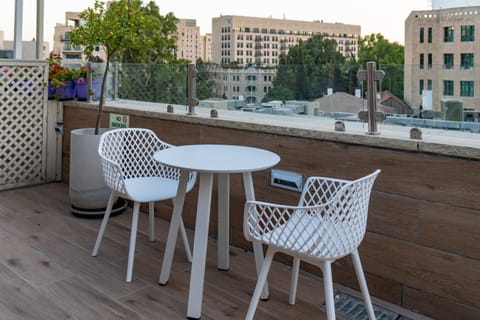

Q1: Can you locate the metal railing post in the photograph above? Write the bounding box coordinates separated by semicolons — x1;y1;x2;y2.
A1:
357;61;385;135
87;62;92;103
366;62;379;135
185;63;198;115
112;62;119;100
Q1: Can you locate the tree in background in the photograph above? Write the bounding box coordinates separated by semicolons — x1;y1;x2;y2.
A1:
195;58;216;100
264;35;346;102
119;1;178;64
356;33;405;98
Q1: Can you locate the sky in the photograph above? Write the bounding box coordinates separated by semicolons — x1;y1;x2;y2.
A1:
0;0;431;46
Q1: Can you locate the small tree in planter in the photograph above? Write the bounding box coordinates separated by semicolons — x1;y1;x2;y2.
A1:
70;0;177;134
67;0;178;215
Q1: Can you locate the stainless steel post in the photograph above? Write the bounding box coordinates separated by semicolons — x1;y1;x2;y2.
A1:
87;62;92;103
186;63;198;115
112;62;119;100
366;61;379;135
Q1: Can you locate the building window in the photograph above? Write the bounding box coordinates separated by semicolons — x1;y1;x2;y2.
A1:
443;53;454;69
443;80;454;96
419;79;424;94
420;28;424;43
420;53;424;69
428;53;432;69
428;27;433;43
427;79;432;90
444;26;454;42
460;81;474;96
461;53;474;69
461;25;475;42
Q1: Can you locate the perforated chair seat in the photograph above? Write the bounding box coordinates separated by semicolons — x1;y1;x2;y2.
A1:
124;177;182;203
261;212;351;262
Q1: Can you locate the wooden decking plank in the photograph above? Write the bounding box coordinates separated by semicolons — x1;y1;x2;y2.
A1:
0;264;72;319
39;276;142;320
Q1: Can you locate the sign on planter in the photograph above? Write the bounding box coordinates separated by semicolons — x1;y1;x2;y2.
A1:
109;113;129;128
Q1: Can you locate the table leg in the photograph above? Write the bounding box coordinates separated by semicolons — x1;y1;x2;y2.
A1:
159;169;189;285
242;172;269;300
217;173;230;270
187;172;214;319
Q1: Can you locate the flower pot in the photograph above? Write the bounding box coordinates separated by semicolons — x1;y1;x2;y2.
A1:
55;80;75;100
74;79;88;100
91;77;102;101
69;128;127;217
48;82;56;99
75;77;102;101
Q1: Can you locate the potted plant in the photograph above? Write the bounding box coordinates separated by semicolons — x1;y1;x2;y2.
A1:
67;0;177;216
48;53;77;100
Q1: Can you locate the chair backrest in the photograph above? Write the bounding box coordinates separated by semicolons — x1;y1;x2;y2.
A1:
321;169;380;257
98;128;180;194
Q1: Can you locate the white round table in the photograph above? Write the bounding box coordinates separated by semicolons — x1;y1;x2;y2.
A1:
154;144;280;319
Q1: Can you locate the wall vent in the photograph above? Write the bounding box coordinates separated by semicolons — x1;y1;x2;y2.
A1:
270;169;304;192
324;292;414;320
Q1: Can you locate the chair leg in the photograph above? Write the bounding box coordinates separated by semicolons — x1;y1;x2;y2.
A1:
149;202;155;242
92;193;117;257
126;202;141;283
172;198;192;262
322;261;336;320
289;257;301;305
351;249;376;320
179;219;193;262
246;247;275;320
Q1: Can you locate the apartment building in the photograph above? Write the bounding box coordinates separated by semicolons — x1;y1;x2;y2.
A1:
212;15;360;67
404;2;480;112
175;19;204;62
202;33;212;62
209;66;275;103
53;12;106;64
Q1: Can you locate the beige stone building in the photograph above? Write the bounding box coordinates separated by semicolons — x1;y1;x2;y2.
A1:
53;12;105;64
209;66;276;103
202;33;212;62
404;5;480;112
211;15;360;67
175;19;203;62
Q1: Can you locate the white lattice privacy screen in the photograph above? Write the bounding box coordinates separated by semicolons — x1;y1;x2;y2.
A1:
0;61;48;190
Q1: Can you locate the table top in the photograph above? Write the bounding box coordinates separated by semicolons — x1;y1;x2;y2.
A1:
153;144;280;173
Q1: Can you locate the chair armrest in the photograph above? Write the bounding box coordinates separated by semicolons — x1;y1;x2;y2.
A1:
101;159;127;194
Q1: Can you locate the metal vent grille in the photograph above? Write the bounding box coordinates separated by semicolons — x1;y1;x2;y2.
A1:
0;62;48;190
324;292;414;320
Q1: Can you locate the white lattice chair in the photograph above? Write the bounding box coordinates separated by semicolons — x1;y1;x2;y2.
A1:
93;128;196;283
244;170;380;320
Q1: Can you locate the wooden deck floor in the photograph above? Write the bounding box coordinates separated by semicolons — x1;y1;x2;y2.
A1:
0;182;337;320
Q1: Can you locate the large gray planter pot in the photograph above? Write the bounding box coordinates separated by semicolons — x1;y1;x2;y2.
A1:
69;128;126;217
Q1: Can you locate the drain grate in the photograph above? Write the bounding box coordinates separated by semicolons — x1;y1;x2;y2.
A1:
322;292;414;320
